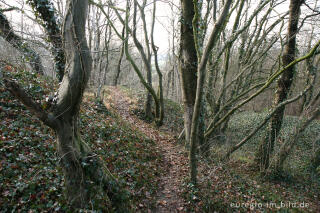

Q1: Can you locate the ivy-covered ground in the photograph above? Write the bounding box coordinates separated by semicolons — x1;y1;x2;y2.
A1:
0;64;163;212
127;88;320;212
185;113;320;212
2;63;319;212
120;86;184;134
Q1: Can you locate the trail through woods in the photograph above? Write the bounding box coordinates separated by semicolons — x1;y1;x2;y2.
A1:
102;86;188;212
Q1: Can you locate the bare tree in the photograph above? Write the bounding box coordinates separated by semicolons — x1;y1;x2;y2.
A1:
94;0;165;126
113;26;125;86
179;0;198;145
254;0;304;172
186;0;233;184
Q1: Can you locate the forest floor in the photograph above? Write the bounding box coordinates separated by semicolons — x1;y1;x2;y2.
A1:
1;65;170;212
102;86;320;213
102;86;188;212
2;64;320;212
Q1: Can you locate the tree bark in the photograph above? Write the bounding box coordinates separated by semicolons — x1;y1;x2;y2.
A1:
5;0;128;209
114;26;125;86
179;0;198;145
151;0;164;126
189;0;233;185
254;0;303;172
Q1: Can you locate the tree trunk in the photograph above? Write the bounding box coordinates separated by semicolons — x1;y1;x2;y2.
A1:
189;0;233;184
114;27;125;86
5;0;128;209
254;0;303;172
145;72;153;120
179;0;198;145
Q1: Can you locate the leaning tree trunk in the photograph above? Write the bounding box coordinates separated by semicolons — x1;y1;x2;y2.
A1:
0;9;44;75
254;0;303;172
179;0;198;146
5;0;127;210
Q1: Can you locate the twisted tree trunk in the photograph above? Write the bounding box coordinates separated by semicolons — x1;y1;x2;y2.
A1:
5;0;127;210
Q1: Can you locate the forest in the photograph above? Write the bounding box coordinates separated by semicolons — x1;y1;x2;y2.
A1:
0;0;320;212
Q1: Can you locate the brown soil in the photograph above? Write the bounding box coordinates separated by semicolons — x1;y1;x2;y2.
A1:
102;86;189;212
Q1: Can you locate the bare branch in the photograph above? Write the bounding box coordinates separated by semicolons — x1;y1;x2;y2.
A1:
3;79;57;128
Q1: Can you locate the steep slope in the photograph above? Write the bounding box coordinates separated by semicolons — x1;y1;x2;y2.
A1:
0;64;163;212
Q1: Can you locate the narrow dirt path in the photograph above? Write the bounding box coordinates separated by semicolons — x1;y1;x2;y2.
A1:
102;86;188;212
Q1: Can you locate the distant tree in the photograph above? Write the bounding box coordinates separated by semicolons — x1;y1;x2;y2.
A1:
94;0;165;126
113;26;125;86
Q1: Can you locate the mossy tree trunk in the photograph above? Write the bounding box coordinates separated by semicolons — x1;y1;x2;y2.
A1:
113;26;125;86
27;0;65;82
254;0;303;172
179;0;198;146
188;0;233;184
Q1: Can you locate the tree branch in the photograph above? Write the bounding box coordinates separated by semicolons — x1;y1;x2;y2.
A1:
3;79;57;128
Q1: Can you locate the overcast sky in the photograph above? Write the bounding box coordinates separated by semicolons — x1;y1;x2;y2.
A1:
1;0;320;60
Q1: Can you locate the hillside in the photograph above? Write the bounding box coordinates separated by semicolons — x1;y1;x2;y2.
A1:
1;64;320;212
0;65;164;212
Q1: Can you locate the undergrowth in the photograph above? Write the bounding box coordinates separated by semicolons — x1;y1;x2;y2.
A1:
0;64;163;212
123;87;320;212
120;86;184;134
186;111;320;212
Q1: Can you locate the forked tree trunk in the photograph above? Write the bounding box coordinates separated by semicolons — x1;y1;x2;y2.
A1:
55;1;126;208
254;0;303;172
5;0;127;210
188;0;233;184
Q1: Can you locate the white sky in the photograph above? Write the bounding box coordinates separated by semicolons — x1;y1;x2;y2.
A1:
1;0;320;60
